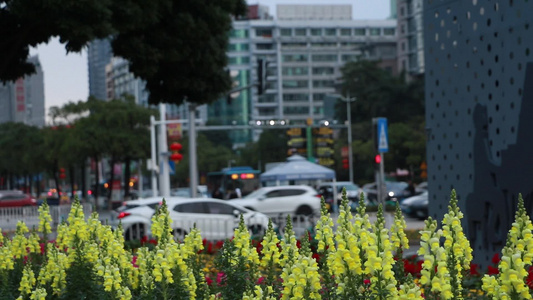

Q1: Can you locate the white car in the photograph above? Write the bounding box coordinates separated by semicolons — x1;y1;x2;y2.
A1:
316;181;367;208
113;197;271;241
230;185;321;217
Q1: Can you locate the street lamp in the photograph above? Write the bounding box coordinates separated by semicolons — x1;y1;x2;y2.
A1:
328;93;356;183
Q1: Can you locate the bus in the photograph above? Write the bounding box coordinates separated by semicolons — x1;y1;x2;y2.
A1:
206;166;261;198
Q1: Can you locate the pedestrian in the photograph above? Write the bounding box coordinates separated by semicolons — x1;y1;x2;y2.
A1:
235;186;242;198
212;187;223;199
226;188;238;199
406;180;416;197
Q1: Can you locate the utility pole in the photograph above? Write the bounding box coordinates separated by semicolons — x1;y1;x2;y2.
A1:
188;103;198;198
158;104;171;198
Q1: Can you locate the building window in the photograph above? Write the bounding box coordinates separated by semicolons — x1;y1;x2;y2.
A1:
282;67;309;76
340;28;351;36
283;94;309;101
313;80;334;88
282;54;308;62
283;106;309;115
313;106;323;115
294;28;307;36
228;43;249;52
230;29;248;38
256;43;273;50
341;54;358;62
313;93;327;100
312;67;335;75
255;28;272;37
280;28;292;36
312;54;337;62
258;107;277;116
383;28;396;35
400;7;405;16
369;28;381;36
310;28;322;36
310;42;337;48
325;28;336;36
281;42;307;49
354;28;366;36
282;80;308;88
228;56;250;65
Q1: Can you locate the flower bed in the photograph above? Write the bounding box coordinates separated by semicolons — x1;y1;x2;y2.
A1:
1;190;533;299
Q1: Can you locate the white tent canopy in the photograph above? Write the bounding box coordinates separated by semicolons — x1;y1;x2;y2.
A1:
260;154;336;183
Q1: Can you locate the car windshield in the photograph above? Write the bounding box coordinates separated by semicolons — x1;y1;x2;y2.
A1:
243;189;265;199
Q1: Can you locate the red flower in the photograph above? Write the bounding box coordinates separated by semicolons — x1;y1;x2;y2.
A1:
140;235;148;245
205;276;213;286
526;266;533;289
492;253;501;265
215;240;224;250
487;265;499;275
296;240;301;249
312;252;320;263
216;272;226;286
148;239;158;246
470;263;480;276
257;276;265;284
132;256;138;268
364;279;371;285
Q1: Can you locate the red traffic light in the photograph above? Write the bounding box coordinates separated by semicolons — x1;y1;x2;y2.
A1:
342;158;348;164
170;142;182;152
374;154;381;164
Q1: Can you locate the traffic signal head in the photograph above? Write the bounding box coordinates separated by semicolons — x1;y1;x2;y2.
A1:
374;154;381;164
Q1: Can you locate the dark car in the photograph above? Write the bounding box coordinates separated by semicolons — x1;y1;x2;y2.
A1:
363;181;411;203
400;191;428;219
0;191;37;207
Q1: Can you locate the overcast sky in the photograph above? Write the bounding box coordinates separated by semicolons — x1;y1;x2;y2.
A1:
29;0;391;113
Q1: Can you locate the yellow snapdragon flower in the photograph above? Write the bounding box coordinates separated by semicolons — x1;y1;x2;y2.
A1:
37;200;52;234
19;263;36;297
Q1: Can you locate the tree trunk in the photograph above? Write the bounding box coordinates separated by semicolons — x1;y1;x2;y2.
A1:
107;158;116;211
124;157;131;200
35;174;41;198
81;162;86;203
94;156;100;208
53;162;61;197
9;173;14;189
28;174;33;196
24;174;29;194
69;166;76;200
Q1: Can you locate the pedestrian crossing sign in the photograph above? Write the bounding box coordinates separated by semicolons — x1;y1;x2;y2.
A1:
377;118;388;153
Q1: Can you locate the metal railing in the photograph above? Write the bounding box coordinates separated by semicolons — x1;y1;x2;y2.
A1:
0;204;92;236
122;213;318;242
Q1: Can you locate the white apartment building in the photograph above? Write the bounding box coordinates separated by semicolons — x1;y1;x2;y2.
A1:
229;5;397;127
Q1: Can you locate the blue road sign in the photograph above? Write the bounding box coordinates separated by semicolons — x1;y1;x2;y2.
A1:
377;118;389;153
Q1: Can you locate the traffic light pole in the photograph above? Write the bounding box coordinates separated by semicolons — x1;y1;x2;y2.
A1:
188;103;198;198
345;94;354;183
158;104;171;198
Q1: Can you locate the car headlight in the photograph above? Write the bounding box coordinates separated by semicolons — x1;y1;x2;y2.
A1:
388;191;394;197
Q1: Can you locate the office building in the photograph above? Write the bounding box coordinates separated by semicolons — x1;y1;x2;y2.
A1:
88;39;113;101
396;0;424;80
0;56;45;127
425;0;533;266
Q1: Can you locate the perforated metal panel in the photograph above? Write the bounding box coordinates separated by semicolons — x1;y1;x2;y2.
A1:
424;0;533;265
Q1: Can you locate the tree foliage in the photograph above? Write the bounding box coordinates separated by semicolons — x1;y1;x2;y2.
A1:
335;60;426;182
0;0;246;105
